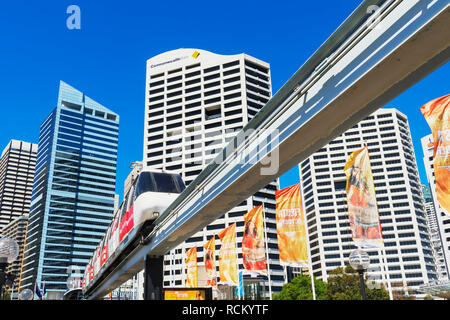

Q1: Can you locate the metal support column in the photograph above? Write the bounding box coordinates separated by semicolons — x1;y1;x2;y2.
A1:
143;255;164;300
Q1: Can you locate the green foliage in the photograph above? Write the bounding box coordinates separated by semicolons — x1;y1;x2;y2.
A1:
272;274;327;300
272;265;390;300
0;286;11;300
325;265;389;300
423;295;434;300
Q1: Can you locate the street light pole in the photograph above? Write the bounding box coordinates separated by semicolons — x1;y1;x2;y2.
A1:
349;249;370;301
357;269;367;300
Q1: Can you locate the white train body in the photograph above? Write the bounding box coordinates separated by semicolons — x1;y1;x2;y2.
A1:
83;169;185;292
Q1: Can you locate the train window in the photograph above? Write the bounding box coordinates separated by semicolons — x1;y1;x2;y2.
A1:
121;195;129;219
154;173;177;193
135;172;157;196
105;227;112;241
126;190;133;210
134;172;186;197
153;172;184;193
172;174;186;192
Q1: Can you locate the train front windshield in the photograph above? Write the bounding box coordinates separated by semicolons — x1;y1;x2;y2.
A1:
135;172;185;198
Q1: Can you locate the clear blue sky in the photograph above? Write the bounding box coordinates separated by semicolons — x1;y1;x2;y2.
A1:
0;1;448;199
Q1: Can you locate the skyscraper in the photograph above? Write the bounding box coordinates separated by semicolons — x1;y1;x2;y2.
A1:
422;185;439;232
20;81;119;299
421;134;449;280
298;108;436;296
144;49;283;297
0;140;37;231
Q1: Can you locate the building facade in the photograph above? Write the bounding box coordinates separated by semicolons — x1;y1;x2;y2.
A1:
421;134;450;281
0;140;37;231
1;214;29;298
20;81;119;299
298;108;436;296
422;185;439;232
144;49;283;297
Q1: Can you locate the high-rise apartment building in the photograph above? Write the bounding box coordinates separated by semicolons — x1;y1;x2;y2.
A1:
421;134;449;280
20;81;119;299
422;185;439;231
298;108;436;296
0;140;37;231
144;49;283;297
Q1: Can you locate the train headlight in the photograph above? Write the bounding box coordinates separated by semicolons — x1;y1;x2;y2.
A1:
153;212;159;218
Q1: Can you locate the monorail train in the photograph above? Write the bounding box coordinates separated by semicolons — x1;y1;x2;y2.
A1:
83;169;186;293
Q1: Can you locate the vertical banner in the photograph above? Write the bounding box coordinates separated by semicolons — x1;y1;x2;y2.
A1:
275;184;309;267
420;94;450;214
185;246;198;288
242;205;267;274
203;236;217;286
218;223;238;285
344;146;383;248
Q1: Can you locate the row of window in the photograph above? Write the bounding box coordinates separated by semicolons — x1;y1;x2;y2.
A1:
149;67;241;88
61;103;118;123
149;82;243;100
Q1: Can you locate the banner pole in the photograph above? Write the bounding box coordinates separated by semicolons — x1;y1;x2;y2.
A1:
284;265;288;284
377;248;388;296
297;172;316;300
381;246;393;300
263;200;273;300
235;224;242;300
304;216;316;300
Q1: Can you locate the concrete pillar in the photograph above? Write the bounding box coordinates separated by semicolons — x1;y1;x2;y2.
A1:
144;255;164;300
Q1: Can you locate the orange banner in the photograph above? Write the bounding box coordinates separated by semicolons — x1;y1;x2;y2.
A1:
243;206;267;273
421;94;450;214
217;223;238;285
164;290;205;300
344;146;383;247
203;236;217;286
185;246;198;288
275;184;309;267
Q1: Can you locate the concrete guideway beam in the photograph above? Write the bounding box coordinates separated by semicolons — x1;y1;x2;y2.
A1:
85;0;450;299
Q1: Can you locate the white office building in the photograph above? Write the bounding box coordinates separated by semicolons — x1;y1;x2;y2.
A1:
0;140;37;232
298;108;437;297
143;49;284;298
421;134;450;281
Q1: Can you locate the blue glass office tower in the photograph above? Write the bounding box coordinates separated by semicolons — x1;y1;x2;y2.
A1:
20;81;119;298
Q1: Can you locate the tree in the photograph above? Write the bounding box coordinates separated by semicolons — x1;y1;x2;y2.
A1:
391;282;416;300
0;286;11;300
325;264;389;300
273;274;327;300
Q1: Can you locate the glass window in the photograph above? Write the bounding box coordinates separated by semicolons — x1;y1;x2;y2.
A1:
134;172;186;198
120;196;129;219
135;172;157;197
152;172;182;193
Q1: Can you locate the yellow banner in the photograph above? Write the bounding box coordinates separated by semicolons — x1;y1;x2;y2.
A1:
203;236;217;286
421;94;450;214
243;206;267;273
217;223;238;285
185;246;198;288
344;146;383;247
164;290;205;300
275;184;309;267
